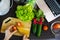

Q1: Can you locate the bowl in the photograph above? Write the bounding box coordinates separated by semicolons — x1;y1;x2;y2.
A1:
51;21;60;35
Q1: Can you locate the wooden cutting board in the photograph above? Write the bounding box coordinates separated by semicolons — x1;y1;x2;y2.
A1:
1;17;31;37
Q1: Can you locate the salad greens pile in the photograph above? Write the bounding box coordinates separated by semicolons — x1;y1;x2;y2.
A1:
16;0;44;22
16;4;34;22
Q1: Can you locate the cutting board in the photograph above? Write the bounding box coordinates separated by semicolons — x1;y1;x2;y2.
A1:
1;17;31;37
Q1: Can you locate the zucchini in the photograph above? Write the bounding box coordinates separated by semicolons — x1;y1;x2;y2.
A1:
32;24;37;34
36;24;42;37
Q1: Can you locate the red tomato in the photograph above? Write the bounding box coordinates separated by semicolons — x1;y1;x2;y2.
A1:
43;25;48;31
53;23;60;30
16;22;23;27
12;26;17;31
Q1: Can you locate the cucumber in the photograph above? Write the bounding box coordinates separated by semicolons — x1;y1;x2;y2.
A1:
36;24;42;37
32;24;37;34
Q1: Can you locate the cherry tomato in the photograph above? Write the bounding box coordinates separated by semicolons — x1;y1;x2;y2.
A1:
16;22;23;27
12;26;17;31
10;26;17;32
43;25;48;31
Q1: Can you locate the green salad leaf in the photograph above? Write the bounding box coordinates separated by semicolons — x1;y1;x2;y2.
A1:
16;4;34;22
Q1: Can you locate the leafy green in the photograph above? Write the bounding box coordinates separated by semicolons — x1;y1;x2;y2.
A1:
36;10;44;18
33;9;45;21
16;4;34;22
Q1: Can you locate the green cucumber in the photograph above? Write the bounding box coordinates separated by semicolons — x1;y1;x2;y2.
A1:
32;24;37;34
36;24;42;37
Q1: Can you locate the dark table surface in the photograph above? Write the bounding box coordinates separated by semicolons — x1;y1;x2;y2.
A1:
0;1;60;40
